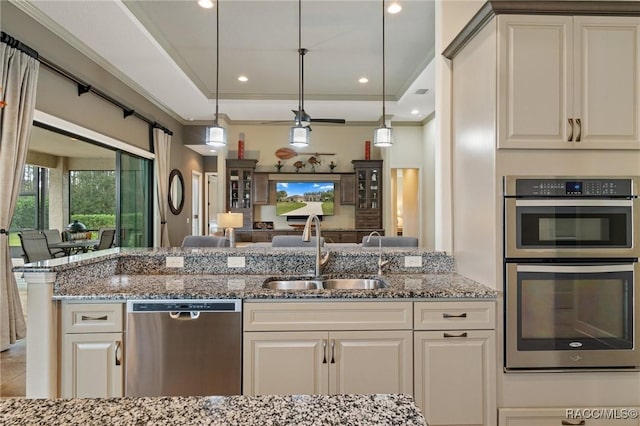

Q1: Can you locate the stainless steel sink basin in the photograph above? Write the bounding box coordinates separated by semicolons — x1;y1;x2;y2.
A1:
262;280;322;290
262;278;387;290
323;278;387;289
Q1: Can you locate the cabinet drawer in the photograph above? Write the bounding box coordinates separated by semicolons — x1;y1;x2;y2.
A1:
244;301;413;331
499;407;640;426
62;302;123;334
414;301;495;330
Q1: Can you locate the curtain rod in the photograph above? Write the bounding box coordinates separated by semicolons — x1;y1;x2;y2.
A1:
1;31;173;136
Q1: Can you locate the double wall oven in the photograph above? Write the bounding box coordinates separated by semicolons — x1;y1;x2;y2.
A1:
504;176;640;371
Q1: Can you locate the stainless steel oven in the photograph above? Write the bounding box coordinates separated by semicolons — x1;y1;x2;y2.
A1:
504;176;639;259
504;176;640;371
505;261;639;370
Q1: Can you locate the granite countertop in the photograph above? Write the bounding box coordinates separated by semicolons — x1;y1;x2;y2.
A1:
53;272;499;300
0;393;426;425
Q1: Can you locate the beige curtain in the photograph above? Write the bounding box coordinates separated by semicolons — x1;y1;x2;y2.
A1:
153;128;171;247
0;42;40;350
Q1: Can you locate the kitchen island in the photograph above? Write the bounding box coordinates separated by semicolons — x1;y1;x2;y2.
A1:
0;393;426;425
16;246;498;425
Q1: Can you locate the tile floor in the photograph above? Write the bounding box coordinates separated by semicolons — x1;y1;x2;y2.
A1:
0;265;27;398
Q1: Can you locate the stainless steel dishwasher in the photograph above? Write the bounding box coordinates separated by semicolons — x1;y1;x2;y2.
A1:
125;299;242;397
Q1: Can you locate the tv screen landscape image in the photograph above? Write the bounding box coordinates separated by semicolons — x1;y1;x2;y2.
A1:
276;182;335;216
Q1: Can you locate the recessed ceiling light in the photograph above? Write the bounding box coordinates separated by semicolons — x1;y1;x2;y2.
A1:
209;149;217;153
359;77;369;84
387;2;402;14
238;75;249;82
198;0;214;9
411;109;420;115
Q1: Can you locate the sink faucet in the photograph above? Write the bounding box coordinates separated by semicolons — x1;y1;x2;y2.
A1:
366;231;390;276
302;214;330;278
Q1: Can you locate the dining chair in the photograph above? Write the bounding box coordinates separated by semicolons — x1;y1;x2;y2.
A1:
271;235;325;247
18;232;58;263
42;229;65;257
94;228;116;250
361;236;419;247
181;235;229;247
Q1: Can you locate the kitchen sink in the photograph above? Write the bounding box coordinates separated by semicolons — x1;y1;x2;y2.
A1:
262;277;387;290
322;278;387;289
262;280;322;290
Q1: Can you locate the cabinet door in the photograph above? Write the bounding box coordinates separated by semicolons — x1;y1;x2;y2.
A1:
253;173;270;205
329;331;412;395
61;333;123;398
573;17;640;149
243;331;328;396
340;174;356;205
414;330;495;426
498;15;573;148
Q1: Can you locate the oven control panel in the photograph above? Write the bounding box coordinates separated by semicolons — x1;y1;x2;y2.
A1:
514;178;634;197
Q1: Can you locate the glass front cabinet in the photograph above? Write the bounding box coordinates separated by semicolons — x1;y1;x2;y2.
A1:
226;159;257;236
352;160;383;232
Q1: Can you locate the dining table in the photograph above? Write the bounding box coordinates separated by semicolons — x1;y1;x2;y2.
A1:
48;239;99;256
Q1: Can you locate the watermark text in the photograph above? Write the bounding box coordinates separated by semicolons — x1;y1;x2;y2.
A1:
566;408;639;420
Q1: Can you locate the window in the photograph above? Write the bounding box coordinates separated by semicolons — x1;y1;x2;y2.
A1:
9;165;50;244
69;170;116;232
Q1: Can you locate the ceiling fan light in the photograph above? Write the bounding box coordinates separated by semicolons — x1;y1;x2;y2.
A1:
289;125;310;147
206;125;227;147
373;125;393;147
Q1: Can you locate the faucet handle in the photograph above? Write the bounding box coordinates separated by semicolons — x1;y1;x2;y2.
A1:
320;247;331;266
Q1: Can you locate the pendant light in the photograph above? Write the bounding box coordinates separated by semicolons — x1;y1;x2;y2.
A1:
206;0;227;147
289;0;310;147
373;0;393;147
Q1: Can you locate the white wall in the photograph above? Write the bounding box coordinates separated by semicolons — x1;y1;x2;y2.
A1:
435;0;486;253
422;117;436;249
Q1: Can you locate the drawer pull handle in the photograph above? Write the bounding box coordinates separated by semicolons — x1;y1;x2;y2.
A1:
444;332;468;338
568;118;574;141
330;340;336;364
442;313;467;319
81;315;108;321
114;341;122;366
575;118;582;142
322;340;327;364
562;421;585;425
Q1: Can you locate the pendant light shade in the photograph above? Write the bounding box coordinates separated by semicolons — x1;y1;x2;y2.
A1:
374;0;392;147
374;125;393;147
289;123;310;147
206;125;227;147
206;0;227;147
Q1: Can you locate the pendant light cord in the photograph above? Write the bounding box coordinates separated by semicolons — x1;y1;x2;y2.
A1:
381;0;386;126
298;0;303;122
214;0;220;126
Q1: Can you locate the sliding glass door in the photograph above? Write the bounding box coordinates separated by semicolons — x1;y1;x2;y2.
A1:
118;151;152;247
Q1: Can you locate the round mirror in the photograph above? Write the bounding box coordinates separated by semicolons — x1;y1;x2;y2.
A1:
168;169;185;215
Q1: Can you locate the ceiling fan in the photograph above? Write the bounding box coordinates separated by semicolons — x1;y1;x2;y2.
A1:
290;0;346;129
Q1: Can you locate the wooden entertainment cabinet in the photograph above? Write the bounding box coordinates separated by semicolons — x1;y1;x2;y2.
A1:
226;159;384;243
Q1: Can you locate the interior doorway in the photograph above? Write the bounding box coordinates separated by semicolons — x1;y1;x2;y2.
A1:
205;173;218;235
192;171;202;235
391;168;420;239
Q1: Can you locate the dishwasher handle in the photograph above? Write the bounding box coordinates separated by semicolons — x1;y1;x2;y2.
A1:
169;311;201;320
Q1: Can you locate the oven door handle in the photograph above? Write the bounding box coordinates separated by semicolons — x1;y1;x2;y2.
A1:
517;264;636;273
515;199;635;207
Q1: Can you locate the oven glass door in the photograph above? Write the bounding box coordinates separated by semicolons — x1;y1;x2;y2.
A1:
506;262;638;370
505;199;635;257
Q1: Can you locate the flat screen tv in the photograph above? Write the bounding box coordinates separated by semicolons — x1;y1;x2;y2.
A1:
276;181;335;216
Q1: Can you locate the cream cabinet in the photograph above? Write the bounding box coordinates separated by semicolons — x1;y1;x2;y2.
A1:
242;301;413;396
499;407;640;426
60;302;124;398
498;15;640;149
413;301;496;426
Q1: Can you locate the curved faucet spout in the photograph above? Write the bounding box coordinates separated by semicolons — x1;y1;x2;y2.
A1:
366;231;389;276
303;214;330;278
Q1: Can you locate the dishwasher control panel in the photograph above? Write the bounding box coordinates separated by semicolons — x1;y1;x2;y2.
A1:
127;299;241;312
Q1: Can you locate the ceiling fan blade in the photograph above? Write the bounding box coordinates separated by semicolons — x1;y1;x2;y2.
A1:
310;118;346;124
